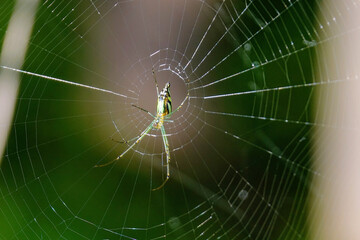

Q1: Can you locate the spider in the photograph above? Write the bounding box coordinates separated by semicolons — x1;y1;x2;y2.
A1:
95;70;189;191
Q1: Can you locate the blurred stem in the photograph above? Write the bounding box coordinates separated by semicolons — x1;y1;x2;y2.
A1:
0;0;39;164
311;0;360;239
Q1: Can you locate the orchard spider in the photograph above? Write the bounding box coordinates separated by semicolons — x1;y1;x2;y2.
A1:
96;70;189;191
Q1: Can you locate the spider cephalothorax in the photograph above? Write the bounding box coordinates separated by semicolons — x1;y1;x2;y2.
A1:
95;70;188;191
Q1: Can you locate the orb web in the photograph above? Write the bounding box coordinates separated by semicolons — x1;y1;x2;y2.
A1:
0;0;356;239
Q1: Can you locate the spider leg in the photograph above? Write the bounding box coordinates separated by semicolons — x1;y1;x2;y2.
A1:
110;136;138;144
152;125;170;191
95;121;155;168
166;92;189;119
152;68;159;96
163;119;174;123
131;104;155;118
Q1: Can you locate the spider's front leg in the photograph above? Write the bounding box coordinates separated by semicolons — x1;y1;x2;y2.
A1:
110;135;138;144
94;121;155;168
152;125;170;191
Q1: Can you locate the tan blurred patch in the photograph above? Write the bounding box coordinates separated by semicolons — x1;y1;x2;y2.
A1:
311;1;360;239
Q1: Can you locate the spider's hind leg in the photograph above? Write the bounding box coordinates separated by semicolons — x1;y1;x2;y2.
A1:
152;68;159;96
131;104;155;118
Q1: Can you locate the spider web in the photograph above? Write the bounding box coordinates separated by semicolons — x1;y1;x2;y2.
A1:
0;0;357;239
